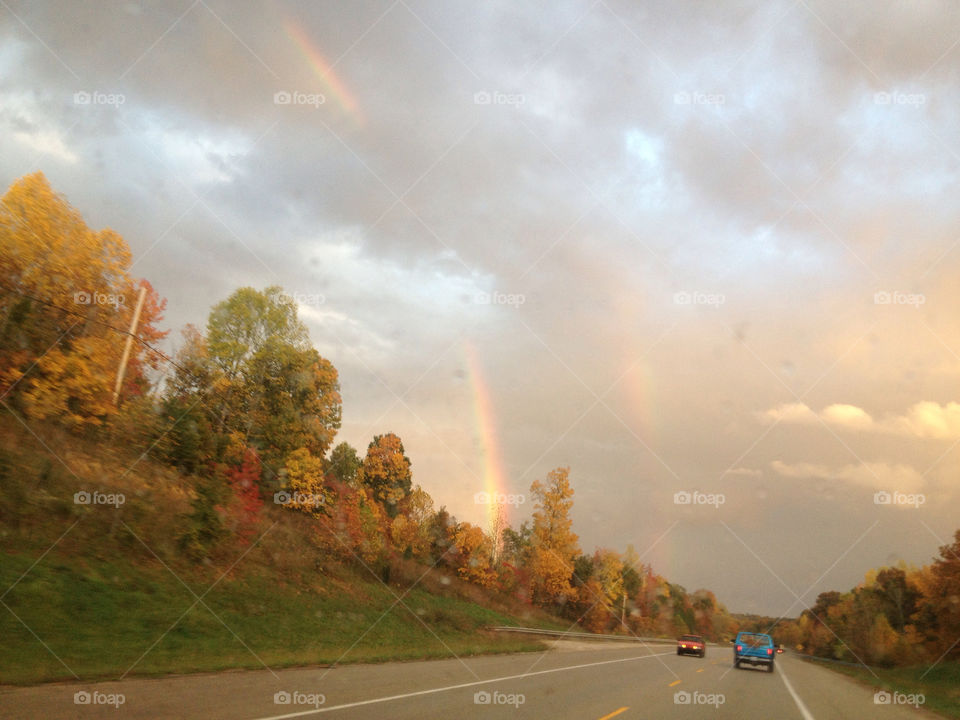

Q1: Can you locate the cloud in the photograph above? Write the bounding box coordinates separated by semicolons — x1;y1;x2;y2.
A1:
760;401;960;439
821;403;874;430
770;460;925;492
725;467;763;478
759;402;818;424
894;401;960;439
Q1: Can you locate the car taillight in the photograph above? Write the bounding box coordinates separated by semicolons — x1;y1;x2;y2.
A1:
767;648;773;655
736;645;742;652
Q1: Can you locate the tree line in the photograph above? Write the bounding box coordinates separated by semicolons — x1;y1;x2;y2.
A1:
761;544;960;667
9;171;957;660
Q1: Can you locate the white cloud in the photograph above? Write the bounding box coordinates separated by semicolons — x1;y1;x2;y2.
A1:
13;128;77;164
821;403;874;430
893;401;960;439
770;460;925;492
725;467;762;478
759;401;960;439
760;402;818;424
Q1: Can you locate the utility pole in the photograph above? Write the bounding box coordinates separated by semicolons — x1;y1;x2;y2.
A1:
112;284;147;406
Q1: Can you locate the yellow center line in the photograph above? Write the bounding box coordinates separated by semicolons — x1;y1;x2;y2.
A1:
668;679;682;687
597;707;629;720
696;668;704;673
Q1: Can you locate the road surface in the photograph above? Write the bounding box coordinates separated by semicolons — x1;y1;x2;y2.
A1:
0;641;939;719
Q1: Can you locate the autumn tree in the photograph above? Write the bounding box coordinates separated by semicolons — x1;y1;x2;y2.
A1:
0;172;166;426
168;286;341;479
527;467;581;607
282;447;330;515
358;433;412;516
222;448;264;543
450;521;497;587
328;442;361;486
389;486;434;559
930;529;960;659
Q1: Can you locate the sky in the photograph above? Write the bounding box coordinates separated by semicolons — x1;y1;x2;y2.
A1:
2;0;959;616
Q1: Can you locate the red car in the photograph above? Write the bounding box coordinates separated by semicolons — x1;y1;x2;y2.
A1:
677;634;706;658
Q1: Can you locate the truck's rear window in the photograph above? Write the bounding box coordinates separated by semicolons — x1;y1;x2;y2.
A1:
739;633;770;647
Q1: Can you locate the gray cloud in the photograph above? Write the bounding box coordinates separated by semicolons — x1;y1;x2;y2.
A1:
2;0;959;614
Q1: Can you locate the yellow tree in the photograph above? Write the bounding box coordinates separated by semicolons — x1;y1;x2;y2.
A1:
528;467;581;606
390;486;434;559
283;447;330;515
450;521;497;587
358;433;412;515
0;172;166;425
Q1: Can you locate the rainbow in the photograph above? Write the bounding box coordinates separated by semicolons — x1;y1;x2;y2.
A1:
463;341;510;534
282;19;362;122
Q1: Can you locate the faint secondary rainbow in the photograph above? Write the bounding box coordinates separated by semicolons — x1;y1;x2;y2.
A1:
282;19;362;122
463;341;510;533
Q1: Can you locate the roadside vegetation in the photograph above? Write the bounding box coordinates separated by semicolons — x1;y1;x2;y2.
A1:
0;173;734;684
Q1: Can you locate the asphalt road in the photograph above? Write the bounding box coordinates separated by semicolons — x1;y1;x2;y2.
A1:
0;641;940;719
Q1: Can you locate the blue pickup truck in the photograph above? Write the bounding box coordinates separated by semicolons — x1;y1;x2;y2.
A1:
733;632;775;672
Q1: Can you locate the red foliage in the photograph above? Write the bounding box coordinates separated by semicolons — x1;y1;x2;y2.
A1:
222;448;264;543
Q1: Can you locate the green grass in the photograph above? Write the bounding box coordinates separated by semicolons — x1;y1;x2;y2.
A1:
0;550;549;685
0;413;569;686
802;657;960;719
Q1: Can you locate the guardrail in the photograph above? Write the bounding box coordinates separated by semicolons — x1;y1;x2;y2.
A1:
489;626;702;644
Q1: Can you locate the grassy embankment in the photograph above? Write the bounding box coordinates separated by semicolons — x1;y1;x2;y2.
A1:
0;414;565;685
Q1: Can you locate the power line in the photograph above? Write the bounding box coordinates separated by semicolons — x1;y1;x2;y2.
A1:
0;281;189;376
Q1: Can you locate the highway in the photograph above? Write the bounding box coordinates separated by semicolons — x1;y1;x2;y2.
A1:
0;640;939;719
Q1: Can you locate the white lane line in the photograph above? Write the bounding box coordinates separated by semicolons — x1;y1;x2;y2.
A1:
778;663;816;720
249;651;673;719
